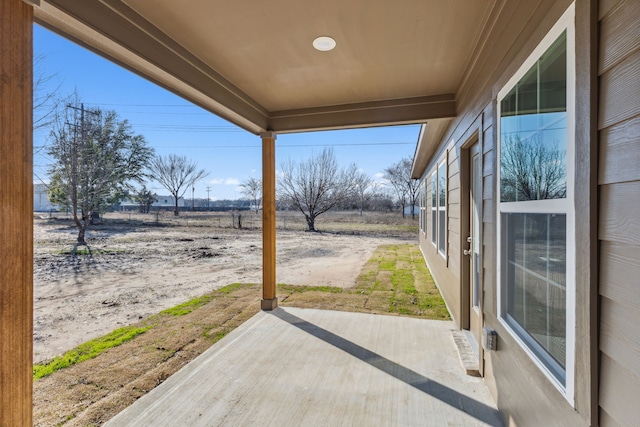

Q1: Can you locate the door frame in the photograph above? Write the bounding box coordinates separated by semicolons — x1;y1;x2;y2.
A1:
459;122;485;376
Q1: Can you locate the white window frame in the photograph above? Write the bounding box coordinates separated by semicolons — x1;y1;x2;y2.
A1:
496;3;576;404
431;171;437;247
419;181;427;235
437;159;447;258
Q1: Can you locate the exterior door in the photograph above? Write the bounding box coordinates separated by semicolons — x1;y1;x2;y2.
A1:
466;142;482;347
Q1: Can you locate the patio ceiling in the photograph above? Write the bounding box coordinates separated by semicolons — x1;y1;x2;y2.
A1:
33;0;501;134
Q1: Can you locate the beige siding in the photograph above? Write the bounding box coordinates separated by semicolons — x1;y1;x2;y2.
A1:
600;297;640;380
599;49;640;130
599;353;640;427
599;241;640;306
598;0;640;75
598;114;640;184
481;120;496;327
599;408;623;427
599;181;640;246
598;0;640;425
420;146;462;325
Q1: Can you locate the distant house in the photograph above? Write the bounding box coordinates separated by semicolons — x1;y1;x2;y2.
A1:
120;195;185;210
33;183;55;212
403;205;418;216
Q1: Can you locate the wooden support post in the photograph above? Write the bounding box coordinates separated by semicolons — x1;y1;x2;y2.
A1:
261;132;278;310
0;0;34;424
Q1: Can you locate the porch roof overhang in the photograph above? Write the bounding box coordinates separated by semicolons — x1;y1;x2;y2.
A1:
30;0;506;137
411;118;453;179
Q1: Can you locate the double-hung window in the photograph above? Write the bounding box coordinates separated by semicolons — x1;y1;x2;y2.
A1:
431;172;437;245
437;161;446;256
497;4;575;401
430;160;447;257
419;182;427;234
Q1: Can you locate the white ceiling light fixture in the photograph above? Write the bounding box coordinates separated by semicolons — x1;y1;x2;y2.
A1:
313;36;336;51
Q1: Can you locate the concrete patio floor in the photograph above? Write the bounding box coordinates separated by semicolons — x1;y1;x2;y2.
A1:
106;307;503;426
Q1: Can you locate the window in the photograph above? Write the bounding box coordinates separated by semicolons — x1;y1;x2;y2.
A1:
497;4;575;401
431;172;437;245
437;161;447;256
423;183;427;234
419;181;427;234
430;160;447;257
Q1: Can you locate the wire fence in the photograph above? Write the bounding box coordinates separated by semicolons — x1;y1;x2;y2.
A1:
35;209;419;235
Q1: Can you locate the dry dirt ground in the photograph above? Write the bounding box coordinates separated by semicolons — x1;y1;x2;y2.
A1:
33;212;415;363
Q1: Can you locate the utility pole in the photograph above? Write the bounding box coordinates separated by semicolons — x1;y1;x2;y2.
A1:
206;186;211;211
65;103;100;222
192;186;195;211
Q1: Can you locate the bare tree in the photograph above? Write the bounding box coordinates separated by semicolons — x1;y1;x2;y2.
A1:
239;177;262;212
33;54;67;132
151;154;208;216
368;185;394;211
500;135;566;201
48;102;154;244
384;157;420;218
33;55;70;187
352;171;373;215
278;148;358;232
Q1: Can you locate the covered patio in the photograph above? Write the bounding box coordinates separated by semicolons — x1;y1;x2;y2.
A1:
106;307;502;426
1;0;538;424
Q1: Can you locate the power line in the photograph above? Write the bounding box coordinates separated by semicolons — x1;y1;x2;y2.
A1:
149;142;415;148
100;111;213;116
36;141;413;154
131;125;243;133
132;124;238;128
83;102;200;108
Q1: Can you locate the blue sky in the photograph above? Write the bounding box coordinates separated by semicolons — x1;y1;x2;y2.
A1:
34;25;420;200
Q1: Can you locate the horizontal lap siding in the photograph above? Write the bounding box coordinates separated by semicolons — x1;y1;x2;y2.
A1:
598;0;640;425
445;146;461;323
482;121;497;324
599;353;640;427
420;147;461;326
599;241;640;307
598;408;619;427
598;115;640;184
599;182;640;246
599;49;640;129
600;297;640;381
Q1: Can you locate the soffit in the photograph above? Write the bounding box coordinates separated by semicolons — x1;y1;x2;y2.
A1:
34;0;499;133
121;0;492;112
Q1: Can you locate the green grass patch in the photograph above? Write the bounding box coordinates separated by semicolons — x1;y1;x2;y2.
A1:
160;295;213;316
33;326;151;380
32;283;259;382
278;284;343;294
159;284;254;317
217;282;247;294
378;260;396;271
280;243;450;321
